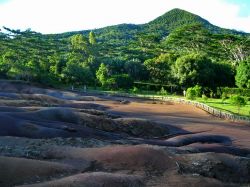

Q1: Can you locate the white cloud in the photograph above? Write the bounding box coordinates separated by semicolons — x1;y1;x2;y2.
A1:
0;0;249;33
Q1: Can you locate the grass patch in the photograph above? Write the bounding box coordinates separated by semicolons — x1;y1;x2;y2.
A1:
195;98;250;117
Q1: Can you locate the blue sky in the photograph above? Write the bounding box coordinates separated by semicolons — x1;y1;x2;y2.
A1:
0;0;249;34
0;0;8;3
228;0;250;17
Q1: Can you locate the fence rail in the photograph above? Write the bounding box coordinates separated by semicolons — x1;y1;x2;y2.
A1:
70;88;250;124
148;96;250;124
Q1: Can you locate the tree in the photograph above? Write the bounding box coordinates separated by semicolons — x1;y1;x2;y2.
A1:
105;58;125;75
230;95;247;114
124;59;147;81
49;54;66;79
219;34;250;64
87;31;100;74
163;24;210;54
0;50;34;81
89;31;96;45
106;74;133;90
174;53;216;88
96;63;109;86
0;50;18;76
144;53;176;84
136;33;161;51
62;61;93;86
213;62;235;88
70;34;89;52
235;58;250;88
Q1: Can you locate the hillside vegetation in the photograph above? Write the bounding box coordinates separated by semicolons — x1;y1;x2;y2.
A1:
1;8;250;187
0;8;249;94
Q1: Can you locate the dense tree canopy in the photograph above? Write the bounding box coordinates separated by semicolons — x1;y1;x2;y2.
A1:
0;8;249;92
174;53;216;88
235;58;250;88
144;53;176;84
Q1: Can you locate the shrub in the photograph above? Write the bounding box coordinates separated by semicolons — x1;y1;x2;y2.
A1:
158;87;168;96
186;87;196;100
210;91;214;98
132;86;139;94
221;92;228;99
219;87;250;97
193;85;202;97
230;95;247;114
202;94;208;102
104;77;117;90
221;92;227;104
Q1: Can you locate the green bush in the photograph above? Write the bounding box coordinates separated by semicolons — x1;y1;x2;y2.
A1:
221;92;228;99
132;86;139;94
186;87;196;100
104;77;117;90
219;87;250;97
193;85;202;97
230;95;247;114
210;91;215;98
157;87;168;96
202;94;208;102
221;92;227;104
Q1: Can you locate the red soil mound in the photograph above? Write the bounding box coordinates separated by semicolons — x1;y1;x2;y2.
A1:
0;156;75;187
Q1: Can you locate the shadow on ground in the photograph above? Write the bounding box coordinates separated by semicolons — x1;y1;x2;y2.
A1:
0;81;249;187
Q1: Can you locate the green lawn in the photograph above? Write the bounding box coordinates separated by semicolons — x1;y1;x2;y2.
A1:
195;97;250;117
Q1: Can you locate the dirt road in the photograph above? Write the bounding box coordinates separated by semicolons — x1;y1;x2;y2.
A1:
91;98;250;149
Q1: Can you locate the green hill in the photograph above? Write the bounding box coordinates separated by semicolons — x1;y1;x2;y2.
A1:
50;8;247;42
145;8;245;35
0;8;249;90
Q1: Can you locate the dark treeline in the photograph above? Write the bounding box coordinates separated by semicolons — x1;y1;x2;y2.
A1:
0;9;249;94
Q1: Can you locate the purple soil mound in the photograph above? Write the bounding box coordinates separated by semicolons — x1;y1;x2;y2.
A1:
18;172;144;187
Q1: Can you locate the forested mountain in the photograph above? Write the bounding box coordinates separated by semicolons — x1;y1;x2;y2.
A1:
145;8;246;35
0;8;249;92
51;9;247;42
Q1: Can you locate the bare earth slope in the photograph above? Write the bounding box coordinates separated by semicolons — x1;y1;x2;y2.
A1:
0;81;249;187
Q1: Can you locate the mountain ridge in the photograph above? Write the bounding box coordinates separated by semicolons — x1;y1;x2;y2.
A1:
49;8;248;41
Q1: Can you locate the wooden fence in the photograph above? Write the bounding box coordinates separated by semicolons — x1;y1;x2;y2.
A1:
71;88;250;124
149;96;250;124
99;91;250;124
